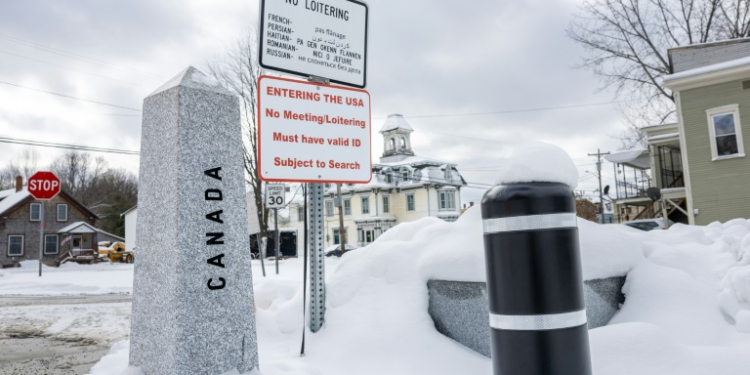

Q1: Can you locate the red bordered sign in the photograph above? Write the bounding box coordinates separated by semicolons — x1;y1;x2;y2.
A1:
257;75;371;184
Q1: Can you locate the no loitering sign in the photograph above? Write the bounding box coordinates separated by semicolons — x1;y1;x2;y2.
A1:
258;0;368;88
258;75;371;183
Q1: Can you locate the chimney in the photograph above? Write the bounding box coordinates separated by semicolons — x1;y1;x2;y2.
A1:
469;202;474;208
15;176;22;192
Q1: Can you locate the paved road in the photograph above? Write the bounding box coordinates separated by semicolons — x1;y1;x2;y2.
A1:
0;294;132;375
0;293;132;308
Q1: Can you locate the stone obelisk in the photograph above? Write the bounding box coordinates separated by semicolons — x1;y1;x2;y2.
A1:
130;67;258;374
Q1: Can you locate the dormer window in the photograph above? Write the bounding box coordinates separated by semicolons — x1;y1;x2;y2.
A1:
401;169;410;182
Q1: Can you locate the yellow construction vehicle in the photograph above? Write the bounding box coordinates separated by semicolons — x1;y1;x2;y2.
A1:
98;241;135;263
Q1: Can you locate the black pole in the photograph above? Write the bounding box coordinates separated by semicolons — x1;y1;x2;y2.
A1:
481;182;591;375
301;183;308;356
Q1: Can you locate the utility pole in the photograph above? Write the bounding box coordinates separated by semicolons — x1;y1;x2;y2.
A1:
337;183;346;254
588;149;610;224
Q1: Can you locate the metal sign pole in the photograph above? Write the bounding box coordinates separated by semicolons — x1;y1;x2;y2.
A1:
308;183;326;332
38;200;44;277
275;208;280;275
257;235;266;277
301;183;308;355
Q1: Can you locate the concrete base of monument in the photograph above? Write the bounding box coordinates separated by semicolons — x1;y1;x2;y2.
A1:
427;277;626;357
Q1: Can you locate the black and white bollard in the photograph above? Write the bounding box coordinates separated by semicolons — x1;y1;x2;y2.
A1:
481;182;592;375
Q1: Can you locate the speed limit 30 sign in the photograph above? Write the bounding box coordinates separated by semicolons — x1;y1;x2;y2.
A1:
266;184;286;209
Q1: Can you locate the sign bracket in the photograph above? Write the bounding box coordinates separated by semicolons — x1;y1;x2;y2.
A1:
308;75;331;85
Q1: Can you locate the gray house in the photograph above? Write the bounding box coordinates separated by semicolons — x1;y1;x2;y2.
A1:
0;177;121;267
608;38;750;225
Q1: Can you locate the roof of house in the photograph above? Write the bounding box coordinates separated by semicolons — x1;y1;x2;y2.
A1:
57;221;124;241
605;149;650;169
0;189;31;216
0;186;99;219
59;221;99;234
664;55;750;82
120;205;137;217
379;114;414;133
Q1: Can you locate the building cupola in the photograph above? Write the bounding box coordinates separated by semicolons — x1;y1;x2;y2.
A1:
379;114;415;163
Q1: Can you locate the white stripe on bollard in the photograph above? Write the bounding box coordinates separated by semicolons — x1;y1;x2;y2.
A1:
489;309;587;331
482;213;578;234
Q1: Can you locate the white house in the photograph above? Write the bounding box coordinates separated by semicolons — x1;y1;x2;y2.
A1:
121;206;138;252
278;114;467;254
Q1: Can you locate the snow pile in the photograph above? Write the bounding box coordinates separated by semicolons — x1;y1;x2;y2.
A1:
0;260;133;295
496;142;579;188
84;212;750;374
412;206;643;283
636;220;750;334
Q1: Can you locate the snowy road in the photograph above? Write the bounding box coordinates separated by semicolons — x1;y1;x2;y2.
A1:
0;293;132;308
0;295;132;374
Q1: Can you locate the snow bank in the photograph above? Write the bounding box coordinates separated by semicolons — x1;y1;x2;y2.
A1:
85;212;750;374
496;142;579;188
0;260;133;295
412;206;644;283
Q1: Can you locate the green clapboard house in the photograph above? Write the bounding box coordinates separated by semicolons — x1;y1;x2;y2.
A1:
609;39;750;226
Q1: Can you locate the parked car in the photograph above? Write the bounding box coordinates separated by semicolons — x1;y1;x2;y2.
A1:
325;244;358;257
623;218;673;231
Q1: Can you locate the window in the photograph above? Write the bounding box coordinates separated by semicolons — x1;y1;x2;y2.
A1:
325;201;334;217
401;169;410;182
406;194;415;211
439;191;456;210
344;198;351;215
400;137;406;149
57;204;68;222
382;195;390;213
706;104;745;159
361;197;370;214
8;235;23;256
357;229;375;244
389;138;395;150
444;166;454;182
297;206;305;221
333;228;347;245
30;203;41;221
44;234;58;255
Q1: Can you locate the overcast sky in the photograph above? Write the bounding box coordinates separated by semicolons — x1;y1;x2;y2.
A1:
0;0;627;205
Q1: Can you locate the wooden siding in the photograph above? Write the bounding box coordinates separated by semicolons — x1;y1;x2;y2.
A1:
671;41;750;73
680;79;750;225
0;194;96;266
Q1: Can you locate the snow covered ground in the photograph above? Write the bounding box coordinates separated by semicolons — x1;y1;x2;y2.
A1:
4;206;750;374
0;261;134;295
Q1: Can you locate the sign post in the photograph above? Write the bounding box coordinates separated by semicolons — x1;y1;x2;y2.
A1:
27;171;61;277
257;0;370;335
266;184;286;275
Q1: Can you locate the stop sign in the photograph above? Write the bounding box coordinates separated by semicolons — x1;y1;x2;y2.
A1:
27;171;61;200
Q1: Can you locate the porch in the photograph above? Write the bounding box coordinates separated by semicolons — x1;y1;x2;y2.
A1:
57;222;100;264
605;143;688;224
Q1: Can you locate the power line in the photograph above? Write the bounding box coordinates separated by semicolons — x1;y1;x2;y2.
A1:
372;101;616;120
0;33;167;81
0;49;146;88
0;80;142;112
0;137;140;155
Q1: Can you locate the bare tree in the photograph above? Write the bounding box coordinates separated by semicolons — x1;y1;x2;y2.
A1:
207;30;271;248
568;0;750;148
49;151;107;205
87;168;138;237
0;149;39;189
